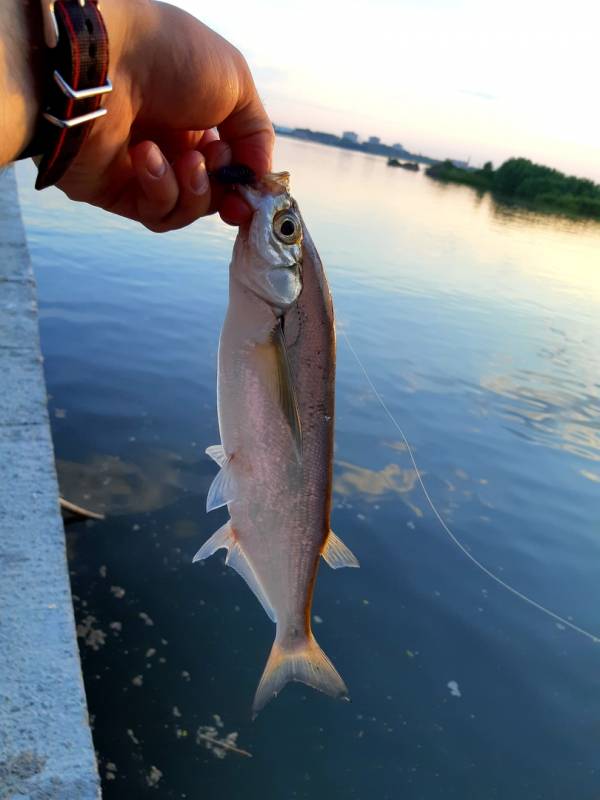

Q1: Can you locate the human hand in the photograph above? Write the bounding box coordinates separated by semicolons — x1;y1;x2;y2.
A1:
54;0;274;231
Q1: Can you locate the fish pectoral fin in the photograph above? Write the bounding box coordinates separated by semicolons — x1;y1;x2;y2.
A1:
205;444;228;467
193;522;276;623
206;458;237;512
192;520;232;562
322;530;360;569
253;634;348;717
272;319;302;459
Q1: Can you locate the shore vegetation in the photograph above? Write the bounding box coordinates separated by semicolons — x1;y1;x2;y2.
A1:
426;158;600;220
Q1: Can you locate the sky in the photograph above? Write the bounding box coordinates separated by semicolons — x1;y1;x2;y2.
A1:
174;0;600;180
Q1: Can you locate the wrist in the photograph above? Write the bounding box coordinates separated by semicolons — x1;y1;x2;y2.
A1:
0;0;42;163
99;0;158;113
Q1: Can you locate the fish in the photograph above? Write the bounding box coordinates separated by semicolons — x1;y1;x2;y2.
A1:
194;172;359;714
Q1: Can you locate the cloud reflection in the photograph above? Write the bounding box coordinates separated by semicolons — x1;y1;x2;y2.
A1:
334;459;423;517
481;371;600;463
56;451;196;516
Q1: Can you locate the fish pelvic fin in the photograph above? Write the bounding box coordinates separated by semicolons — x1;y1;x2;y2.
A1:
252;633;348;717
205;444;228;467
206;455;236;512
322;530;360;569
193;522;276;623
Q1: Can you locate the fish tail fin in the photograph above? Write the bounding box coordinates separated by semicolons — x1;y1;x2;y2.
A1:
252;633;348;716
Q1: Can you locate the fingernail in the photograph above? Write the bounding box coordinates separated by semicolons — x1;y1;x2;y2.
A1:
146;145;166;178
190;159;209;195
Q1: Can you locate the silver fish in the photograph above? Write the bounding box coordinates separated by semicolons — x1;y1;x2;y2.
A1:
194;172;359;714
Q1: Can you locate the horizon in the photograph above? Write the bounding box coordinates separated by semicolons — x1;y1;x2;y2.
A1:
173;0;600;182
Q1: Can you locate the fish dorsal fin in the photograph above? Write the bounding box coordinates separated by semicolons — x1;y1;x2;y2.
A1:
272;319;302;458
206;457;237;512
322;531;360;569
205;444;228;467
193;522;276;623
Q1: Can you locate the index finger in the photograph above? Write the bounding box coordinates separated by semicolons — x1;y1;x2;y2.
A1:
215;62;275;225
216;124;275;225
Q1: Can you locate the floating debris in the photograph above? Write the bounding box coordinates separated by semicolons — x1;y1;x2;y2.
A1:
99;565;107;578
126;729;140;745
132;675;144;687
146;766;163;788
196;723;252;759
76;616;106;651
447;680;462;698
110;586;126;599
105;762;117;781
139;612;154;627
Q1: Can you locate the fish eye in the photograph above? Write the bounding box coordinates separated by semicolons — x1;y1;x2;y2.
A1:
273;211;301;244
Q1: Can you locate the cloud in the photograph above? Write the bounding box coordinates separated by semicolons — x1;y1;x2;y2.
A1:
458;89;497;102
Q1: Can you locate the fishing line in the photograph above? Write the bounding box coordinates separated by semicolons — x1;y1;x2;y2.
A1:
340;326;600;645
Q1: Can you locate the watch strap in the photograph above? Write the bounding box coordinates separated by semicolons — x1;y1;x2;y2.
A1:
20;0;111;191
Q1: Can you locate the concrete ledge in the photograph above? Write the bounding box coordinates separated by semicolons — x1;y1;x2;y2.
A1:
0;168;100;799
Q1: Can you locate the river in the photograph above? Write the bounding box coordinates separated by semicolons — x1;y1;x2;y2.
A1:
17;136;600;799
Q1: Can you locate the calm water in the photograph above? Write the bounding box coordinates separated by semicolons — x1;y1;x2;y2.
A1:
17;138;600;799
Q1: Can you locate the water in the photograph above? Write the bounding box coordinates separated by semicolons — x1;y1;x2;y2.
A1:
16;138;600;799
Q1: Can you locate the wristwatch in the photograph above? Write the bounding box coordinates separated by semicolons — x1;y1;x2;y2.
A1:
19;0;112;190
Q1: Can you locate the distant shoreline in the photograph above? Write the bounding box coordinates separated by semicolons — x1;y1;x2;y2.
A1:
274;126;438;166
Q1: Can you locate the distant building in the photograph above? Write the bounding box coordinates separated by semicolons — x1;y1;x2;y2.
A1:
367;136;381;145
451;159;470;169
342;131;359;144
273;124;294;135
392;143;404;151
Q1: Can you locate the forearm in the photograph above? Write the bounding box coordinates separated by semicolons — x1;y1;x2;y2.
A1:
0;0;40;165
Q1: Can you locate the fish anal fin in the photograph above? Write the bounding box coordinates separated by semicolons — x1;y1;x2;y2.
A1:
193;521;233;563
194;523;276;623
206;458;236;512
226;541;276;623
205;444;228;467
253;634;348;716
322;530;359;569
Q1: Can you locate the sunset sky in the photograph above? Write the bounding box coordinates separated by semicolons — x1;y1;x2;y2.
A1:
174;0;600;180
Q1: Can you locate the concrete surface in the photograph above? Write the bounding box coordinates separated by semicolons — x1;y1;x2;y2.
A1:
0;167;101;799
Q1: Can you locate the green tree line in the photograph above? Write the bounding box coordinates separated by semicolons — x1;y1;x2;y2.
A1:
426;158;600;219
